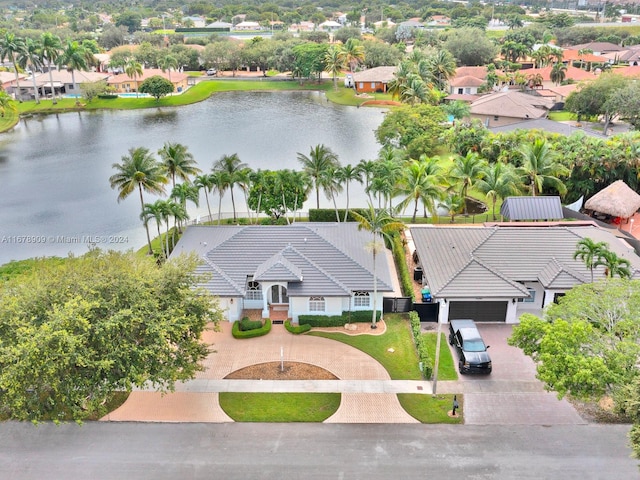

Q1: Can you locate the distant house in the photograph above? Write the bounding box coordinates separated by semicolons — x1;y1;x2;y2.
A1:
489;118;606;139
289;21;315;32
352;66;396;93
521;65;597;88
500;196;564;221
0;71;26;97
235;21;261;30
182;16;206;28
319;20;342;31
605;45;640;66
569;42;623;56
106;68;188;94
170;224;395;323
10;70;110;100
470;90;554;127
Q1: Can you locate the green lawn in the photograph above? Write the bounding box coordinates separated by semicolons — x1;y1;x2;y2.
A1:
423;332;458;381
309;314;423;380
219;392;340;422
548;111;577;122
397;393;463;424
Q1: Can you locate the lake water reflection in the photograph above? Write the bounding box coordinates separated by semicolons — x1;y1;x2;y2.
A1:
0;91;386;264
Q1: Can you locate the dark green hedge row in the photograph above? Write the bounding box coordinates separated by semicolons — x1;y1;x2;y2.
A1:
285;320;312;334
298;310;380;327
410;311;433;379
232;318;272;338
391;233;415;301
239;318;263;331
308;209;367;222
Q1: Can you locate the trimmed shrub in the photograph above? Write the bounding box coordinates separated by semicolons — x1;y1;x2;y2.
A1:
346;310;381;323
308;208;367;222
391;233;415;301
97;94;118;99
285;320;312;334
298;310;381;327
409;311;433;379
239;317;263;331
232;319;272;338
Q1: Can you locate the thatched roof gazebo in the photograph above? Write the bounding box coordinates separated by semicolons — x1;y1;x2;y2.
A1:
584;180;640;220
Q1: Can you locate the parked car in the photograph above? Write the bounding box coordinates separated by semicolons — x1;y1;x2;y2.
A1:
448;319;492;374
206;68;217;76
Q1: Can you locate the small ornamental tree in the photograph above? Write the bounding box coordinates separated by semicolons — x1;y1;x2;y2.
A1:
138;75;174;102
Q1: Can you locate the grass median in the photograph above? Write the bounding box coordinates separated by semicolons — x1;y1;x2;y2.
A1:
219;392;340;422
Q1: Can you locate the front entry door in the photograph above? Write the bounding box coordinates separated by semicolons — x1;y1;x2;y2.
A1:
270;285;288;304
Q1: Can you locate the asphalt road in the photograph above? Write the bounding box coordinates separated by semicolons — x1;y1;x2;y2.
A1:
0;422;636;479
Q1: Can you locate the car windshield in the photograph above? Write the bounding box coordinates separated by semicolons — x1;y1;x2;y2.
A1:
464;340;486;352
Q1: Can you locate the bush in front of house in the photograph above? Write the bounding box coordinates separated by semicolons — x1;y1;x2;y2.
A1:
298;310;381;327
410;311;433;379
232;318;272;338
284;320;312;334
391;232;415;301
239;318;263;331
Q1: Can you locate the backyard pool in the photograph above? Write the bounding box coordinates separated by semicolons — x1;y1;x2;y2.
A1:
118;92;152;98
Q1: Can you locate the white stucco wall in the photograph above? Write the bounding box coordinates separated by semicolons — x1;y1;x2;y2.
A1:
290;296;344;322
219;297;242;322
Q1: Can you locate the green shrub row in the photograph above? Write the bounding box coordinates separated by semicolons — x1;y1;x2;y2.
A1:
285;320;312;334
232;319;272;338
391;233;415;301
308;209;367;222
239;317;263;331
298;310;380;327
409;311;433;379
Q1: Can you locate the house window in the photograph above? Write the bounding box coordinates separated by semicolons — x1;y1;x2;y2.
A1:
457;88;463;94
246;281;262;300
464;87;471;94
517;288;536;303
358;82;364;89
353;291;370;307
493;116;499;121
370;82;376;89
309;296;326;312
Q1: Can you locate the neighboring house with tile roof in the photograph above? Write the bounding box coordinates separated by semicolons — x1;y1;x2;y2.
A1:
106;68;188;93
500;196;564;221
410;224;640;323
489;118;606;138
569;42;624;56
10;70;111;99
521;65;598;87
170;223;394;322
470;90;554;127
352;66;396;93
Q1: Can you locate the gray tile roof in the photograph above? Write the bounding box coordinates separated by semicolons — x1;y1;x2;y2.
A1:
410;225;640;299
171;223;394;297
254;247;303;282
500;196;564;221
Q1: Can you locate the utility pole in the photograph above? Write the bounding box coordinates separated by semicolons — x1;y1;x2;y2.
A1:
432;319;442;395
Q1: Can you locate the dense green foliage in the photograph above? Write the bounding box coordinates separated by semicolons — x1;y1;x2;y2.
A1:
409;311;433;378
0;251;221;422
308;208;366;222
138;75;175;101
299;310;381;327
232;318;272;338
284;319;312;334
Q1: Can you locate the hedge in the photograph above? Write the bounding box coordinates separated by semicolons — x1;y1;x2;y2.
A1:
409;311;433;379
97;94;118;99
239;318;263;331
391;232;415;301
285;320;312;334
298;310;381;327
308;208;367;222
232;318;272;338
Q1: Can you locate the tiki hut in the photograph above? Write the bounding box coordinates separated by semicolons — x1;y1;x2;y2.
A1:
584;180;640;221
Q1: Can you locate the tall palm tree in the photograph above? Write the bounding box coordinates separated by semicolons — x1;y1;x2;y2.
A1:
297;144;340;209
109;147;168;255
387;60;413;100
18;37;42;104
351;205;404;329
475;162;521;220
594;249;632;279
125;58;143;98
158;54;178;92
342;38;365;73
57;40;91;99
140;201;166;257
194;174;215;222
400;73;428;105
550;62;567;86
0;33;26;102
357;159;377;205
427;49;456;91
40;32;62;104
449;152;487;215
210;170;228;224
320;165;343;222
0;90;17;117
573;238;608;282
212;153;247;222
517;139;569;197
324;45;346;90
337;164;363;222
158;142;201;187
397;157;444;222
170;183;199;232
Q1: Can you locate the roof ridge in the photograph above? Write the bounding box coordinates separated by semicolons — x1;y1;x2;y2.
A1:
202;256;244;295
434;256;528;296
283;244;351;294
544;257;588;284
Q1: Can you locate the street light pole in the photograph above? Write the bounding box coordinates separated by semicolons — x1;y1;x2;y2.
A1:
432;319;442;395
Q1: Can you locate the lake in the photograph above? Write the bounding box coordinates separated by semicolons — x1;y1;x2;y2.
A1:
0;91;386;265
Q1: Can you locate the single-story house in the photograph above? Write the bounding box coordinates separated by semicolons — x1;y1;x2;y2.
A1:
319;20;342;31
500;196;563;221
410;224;640;324
489;118;606;139
520;65;597;88
170;223;394;322
470;90;555;127
569;42;624;56
11;70;112;99
352;66;396;93
106;68;189;93
0;71;26;95
289;21;315;32
234;21;261;30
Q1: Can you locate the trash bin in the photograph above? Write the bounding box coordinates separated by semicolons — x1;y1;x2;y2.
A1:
414;266;423;282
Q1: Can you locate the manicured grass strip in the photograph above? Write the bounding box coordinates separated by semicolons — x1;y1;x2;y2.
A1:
397;393;463;424
548;111;577;122
309;314;423;380
0;109;19;131
219;392;340;422
423;332;458;381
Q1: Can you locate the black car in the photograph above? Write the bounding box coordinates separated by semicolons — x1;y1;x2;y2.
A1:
448;319;492;374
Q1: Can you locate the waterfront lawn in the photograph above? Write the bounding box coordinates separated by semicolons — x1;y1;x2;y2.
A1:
397;393;463;424
308;314;423;380
0;109;19;131
219;392;340;422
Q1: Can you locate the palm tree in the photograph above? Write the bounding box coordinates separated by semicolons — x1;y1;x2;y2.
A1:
427;49;456;91
297;144;340;209
170;183;199;232
0;33;26;102
338;164;362;222
475;162;521;220
517;139;569;197
357;159;377;205
387;61;413;100
158;54;178;92
351;205;404;329
57;40;91;100
443;100;471;122
320;165;343;222
109;147;168;255
158;142;201;187
40;32;62;104
594;249;632;279
440;193;465;223
141;201;166;257
449;152;487;215
212;153;247;222
342;38;365;73
372;153;404;212
550;63;567;86
18;37;42;104
397;157;444;222
0;91;17;117
324;45;346;90
400;73;428;105
210;170;228;224
194;174;215;222
125;58;143;98
573;238;608;282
